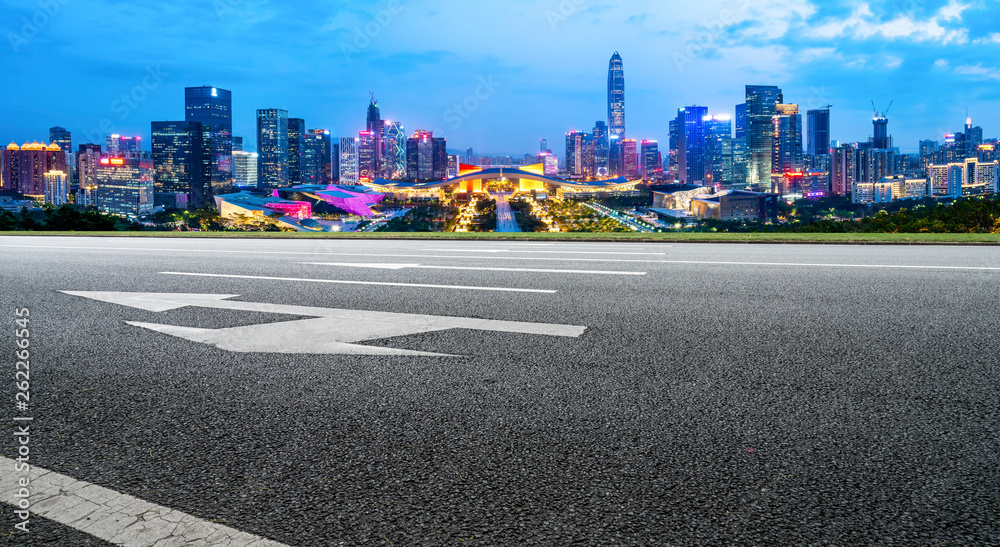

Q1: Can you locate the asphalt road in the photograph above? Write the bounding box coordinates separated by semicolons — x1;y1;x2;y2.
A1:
2;236;999;546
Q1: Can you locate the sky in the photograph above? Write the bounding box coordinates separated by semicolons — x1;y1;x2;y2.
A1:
2;0;999;155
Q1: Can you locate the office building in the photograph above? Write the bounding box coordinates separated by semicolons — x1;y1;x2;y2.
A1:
641;140;661;180
706;114;733;185
609;136;623;177
232;151;258;188
772;104;804;175
185;86;233;190
96;153;154;218
405;130;447;180
745;85;783;189
2;142;67;197
44;170;68;206
300;131;325;185
75;144;103;207
565;130;587;176
872;114;891;150
675;106;708;184
107;135;141;155
383;121;406;180
287;118;306;184
232;136;243;152
592;121;609;177
358;131;377;182
339;137;359;185
622;139;639;180
256;109;289;189
366;95;383;178
735;103;747;139
608;52;626;138
307;129;334;184
151;121;206;207
807;107;831;156
831;144;856;196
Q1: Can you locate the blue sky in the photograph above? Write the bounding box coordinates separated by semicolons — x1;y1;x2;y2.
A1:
2;0;998;154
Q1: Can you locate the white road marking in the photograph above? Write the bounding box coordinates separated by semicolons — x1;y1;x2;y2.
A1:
0;456;290;546
158;272;558;293
61;292;587;356
299;262;647;276
652;260;1000;271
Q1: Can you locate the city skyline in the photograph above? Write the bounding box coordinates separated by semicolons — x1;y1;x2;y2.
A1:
3;1;999;155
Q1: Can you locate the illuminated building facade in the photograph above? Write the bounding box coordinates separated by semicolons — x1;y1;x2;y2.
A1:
609;136;623;177
96;154;154;218
772;104;804;176
745;85;783;189
300;131;325;185
706;114;733;185
675;106;708;184
608;52;625;138
185;86;233;190
256;109;289;189
76;144;103;206
565;130;587;176
232;151;258;189
44;170;68;206
2;142;67;197
622;139;639;180
831;144;856;196
358;131;377;182
49;127;72;183
383;121;406;179
592;121;609;177
641;140;660;180
107;135;141;155
339;137;359;185
405;130;447;180
151;120;207;207
807;107;831;156
287;118;306;184
367;96;383;179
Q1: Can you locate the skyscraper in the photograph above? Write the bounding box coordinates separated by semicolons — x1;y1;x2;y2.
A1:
608;52;625;139
872;114;891;150
772;104;804;176
150;121;206;207
300;131;324;185
232;151;258;188
608;136;623;177
366;95;383;178
675;106;709;184
49;127;72;182
540;139;548;153
107;135;141;155
256;109;289;189
565;130;586;176
592;121;609;177
641;140;661;180
185;86;233;191
44;170;68;206
76;144;103;206
406;130;447;180
308;129;334;184
705;114;733;185
232;136;243;152
287;118;306;184
357;131;377;181
746;85;783;189
622;139;639;180
735;104;747;139
339;137;359;185
96;153;154;219
807;107;831;156
2;142;67;197
383;121;406;180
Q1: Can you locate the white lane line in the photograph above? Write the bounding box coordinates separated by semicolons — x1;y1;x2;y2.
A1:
425;248;666;255
299;262;647;276
0;456;290;546
160;272;558;293
653;260;1000;271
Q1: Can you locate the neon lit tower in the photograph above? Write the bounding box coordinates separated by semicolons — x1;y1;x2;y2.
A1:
608;52;625;139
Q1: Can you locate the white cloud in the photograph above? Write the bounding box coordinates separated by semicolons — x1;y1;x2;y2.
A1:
935;59;950;68
884;56;903;69
955;63;1000;80
973;32;1000;44
810;1;970;45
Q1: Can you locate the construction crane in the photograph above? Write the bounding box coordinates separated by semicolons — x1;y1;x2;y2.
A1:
871;100;894;118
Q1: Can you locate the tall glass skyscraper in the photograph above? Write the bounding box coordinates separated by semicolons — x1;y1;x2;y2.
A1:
641;140;660;180
675;106;709;184
308;129;334;184
184;86;232;191
607;52;625;139
339;137;359;185
745;85;783;189
807;107;831;156
300;132;324;185
287;118;306;184
772;104;804;176
565;130;587;176
366;96;383;178
383;121;406;180
256;109;289;189
358;131;377;182
592;121;609;177
151;121;206;207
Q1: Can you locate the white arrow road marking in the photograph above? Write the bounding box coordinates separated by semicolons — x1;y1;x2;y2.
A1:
159;272;558;293
61;292;587;357
299;262;647;276
0;456;290;546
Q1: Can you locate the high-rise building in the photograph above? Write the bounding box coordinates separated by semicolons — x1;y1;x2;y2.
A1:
807;107;831;156
307;129;334;184
608;136;623;177
405;130;447;180
300;131;325;185
382;121;406;180
232;136;243;152
592;121;609;178
96;153;154;219
675;106;709;184
107;135;141;155
565;130;587;176
641;140;661;180
232;151;258;188
705;115;733;185
735;104;747;139
540;139;548;153
831;145;856;197
44;170;68;206
608;52;626;139
357;131;377;182
185;86;233;191
151;121;207;207
772;104;804;176
366;95;383;178
287;118;306;184
622;139;639;180
339;137;359;185
256;109;289;189
75;144;103;207
872;115;891;150
745;85;783;189
2;142;67;197
49;127;72;183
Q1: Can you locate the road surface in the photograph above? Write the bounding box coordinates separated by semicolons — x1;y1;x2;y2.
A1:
494;193;522;233
2;236;998;546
